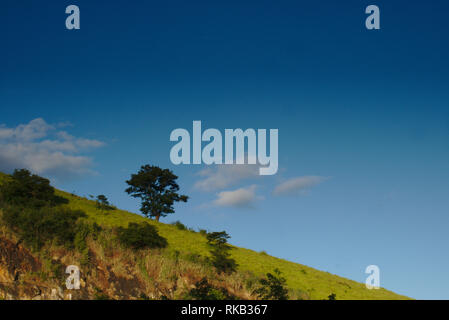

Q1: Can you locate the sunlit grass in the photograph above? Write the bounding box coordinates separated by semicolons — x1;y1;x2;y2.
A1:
0;172;410;299
55;188;409;300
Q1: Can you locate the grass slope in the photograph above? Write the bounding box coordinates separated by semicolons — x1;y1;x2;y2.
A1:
0;172;409;299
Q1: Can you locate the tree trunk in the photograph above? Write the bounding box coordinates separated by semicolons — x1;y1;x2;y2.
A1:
155;214;160;222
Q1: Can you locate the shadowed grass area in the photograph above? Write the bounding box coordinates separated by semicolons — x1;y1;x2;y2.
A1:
0;172;410;299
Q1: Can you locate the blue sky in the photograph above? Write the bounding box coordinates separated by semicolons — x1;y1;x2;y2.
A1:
1;0;449;299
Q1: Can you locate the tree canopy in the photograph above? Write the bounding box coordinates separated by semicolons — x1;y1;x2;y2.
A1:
125;165;188;221
0;169;67;209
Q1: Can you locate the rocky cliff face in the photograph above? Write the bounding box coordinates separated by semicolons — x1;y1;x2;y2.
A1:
0;235;247;300
0;237;47;299
0;236;154;300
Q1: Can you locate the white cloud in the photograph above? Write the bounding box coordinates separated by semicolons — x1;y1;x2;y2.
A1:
213;185;259;208
0;118;105;181
273;176;328;196
194;163;259;192
0;118;53;141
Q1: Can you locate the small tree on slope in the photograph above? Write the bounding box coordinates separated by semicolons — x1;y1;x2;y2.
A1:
206;231;238;274
254;268;289;300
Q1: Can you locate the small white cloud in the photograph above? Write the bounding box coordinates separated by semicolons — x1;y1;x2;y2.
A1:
0;118;105;181
55;131;105;149
273;176;328;196
213;185;259;208
194;164;259;192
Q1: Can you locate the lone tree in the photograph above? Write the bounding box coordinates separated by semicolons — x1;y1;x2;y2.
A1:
206;231;237;274
125;165;188;221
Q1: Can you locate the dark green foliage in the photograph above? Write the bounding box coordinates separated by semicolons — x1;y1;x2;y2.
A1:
117;222;167;250
171;220;187;230
75;221;101;248
199;229;207;236
95;194;114;212
254;268;289;300
125;165;188;221
207;231;230;246
0;169;67;209
186;278;236;300
2;205;86;250
206;231;237;274
74;221;102;265
328;293;337;300
0;169;85;251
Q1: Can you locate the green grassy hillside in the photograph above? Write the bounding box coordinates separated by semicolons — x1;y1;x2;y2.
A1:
0;171;409;300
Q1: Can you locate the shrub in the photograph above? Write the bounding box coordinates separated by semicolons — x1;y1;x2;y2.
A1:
117;222;167;250
0;169;67;209
328;293;337;300
254;268;289;300
206;231;237;274
95;195;115;212
171;220;187;231
74;221;102;265
2;205;86;250
186;278;236;300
